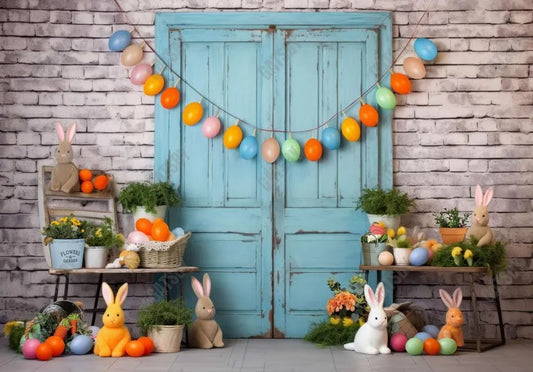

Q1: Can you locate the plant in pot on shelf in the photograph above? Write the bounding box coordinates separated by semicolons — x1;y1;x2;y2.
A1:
434;208;470;245
361;222;389;266
387;226;412;266
118;181;180;223
137;299;193;353
42;214;89;269
84;217;124;268
355;187;415;231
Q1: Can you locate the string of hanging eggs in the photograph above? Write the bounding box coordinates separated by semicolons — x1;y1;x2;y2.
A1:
108;5;438;164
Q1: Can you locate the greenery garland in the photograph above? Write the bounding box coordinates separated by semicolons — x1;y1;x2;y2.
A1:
431;237;506;275
304;321;360;346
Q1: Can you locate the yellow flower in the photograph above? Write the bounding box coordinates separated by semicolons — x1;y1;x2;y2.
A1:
330;316;341;325
60;217;68;223
117;233;124;242
358;318;366;326
342;317;354;327
464;249;473;259
451;246;462;257
81;229;85;233
397;226;406;236
51;221;60;226
387;228;395;238
377;221;386;228
96;228;103;238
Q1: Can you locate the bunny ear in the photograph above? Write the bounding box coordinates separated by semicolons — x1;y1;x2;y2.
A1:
375;282;385;307
452;288;463;308
364;284;377;307
202;273;211;297
191;276;204;298
115;283;128;306
483;187;494;206
475;185;483;206
55;122;65;142
66;123;76;143
102;282;114;306
439;289;454;309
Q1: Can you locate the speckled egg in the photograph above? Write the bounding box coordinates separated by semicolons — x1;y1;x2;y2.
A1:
378;251;394;266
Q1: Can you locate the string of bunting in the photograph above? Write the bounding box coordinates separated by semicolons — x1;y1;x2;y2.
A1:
110;0;438;163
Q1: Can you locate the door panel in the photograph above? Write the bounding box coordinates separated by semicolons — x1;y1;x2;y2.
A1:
155;12;392;338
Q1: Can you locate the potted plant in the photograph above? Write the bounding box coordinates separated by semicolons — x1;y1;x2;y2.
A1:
388;226;412;265
355;187;415;230
118;181;180;222
137;299;193;353
361;222;388;266
84;217;124;268
434;208;470;245
42;214;89;269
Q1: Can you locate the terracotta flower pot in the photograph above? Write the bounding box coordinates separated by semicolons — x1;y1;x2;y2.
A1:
439;227;468;245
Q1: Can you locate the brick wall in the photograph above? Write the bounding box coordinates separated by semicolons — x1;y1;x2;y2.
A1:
1;0;531;339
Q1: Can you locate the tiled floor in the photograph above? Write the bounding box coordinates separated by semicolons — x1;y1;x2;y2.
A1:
0;338;531;372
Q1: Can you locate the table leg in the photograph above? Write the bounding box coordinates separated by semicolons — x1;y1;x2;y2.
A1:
470;274;481;352
91;273;103;326
53;275;60;302
63;274;69;299
493;274;506;344
164;273;168;301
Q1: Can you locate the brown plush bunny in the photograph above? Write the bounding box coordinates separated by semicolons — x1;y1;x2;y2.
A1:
188;273;224;349
466;184;494;247
49;122;79;193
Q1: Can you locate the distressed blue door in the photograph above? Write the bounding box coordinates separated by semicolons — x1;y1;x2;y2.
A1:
155;13;392;338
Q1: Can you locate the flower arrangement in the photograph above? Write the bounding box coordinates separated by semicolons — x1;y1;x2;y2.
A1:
434;208;470;228
361;222;388;243
42;214;88;243
85;217;124;249
387;226;410;248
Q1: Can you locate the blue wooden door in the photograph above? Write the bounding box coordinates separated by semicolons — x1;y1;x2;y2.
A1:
155;13;392;338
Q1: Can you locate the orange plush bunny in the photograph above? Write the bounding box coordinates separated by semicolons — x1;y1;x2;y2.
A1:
94;282;131;357
437;287;464;347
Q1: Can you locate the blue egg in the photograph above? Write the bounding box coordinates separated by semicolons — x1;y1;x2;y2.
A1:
422;324;440;339
239;136;258;160
108;30;131;52
409;247;429;266
321;127;341;150
171;227;185;237
414;331;432;342
69;334;93;355
414;38;438;61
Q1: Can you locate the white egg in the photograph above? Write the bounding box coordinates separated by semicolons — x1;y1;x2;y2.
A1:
378;251;394;266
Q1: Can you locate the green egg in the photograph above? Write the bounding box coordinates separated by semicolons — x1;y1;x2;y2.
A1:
405;337;424;355
439;338;457;355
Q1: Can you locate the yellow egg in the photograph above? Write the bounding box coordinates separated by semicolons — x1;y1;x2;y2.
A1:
378;251;394;266
182;102;204;125
124;251;140;269
341;117;361;142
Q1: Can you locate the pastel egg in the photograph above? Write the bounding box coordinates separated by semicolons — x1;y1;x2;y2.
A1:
409;247;429;266
422;324;440;339
22;339;41;359
390;333;408;352
127;231;149;244
70;334;94;355
378;251;394;266
414;332;432;342
405;338;424;355
439;338;457;355
171;227;185;237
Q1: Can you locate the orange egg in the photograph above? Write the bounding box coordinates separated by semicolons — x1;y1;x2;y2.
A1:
36;343;53;361
125;340;145;357
137;337;154;355
93;174;109;190
151;222;170;241
182;102;204;125
79;169;92;182
423;338;441;355
135;218;153;236
80;180;94;194
45;336;65;357
359;104;379;127
304;138;323;162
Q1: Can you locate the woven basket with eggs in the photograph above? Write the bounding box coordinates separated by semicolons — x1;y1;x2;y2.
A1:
136;232;191;268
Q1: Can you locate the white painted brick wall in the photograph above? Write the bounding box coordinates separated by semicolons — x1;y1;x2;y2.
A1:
1;0;532;339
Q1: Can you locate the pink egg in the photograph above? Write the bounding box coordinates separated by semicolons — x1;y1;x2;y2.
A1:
390;333;408;352
426;247;434;261
22;338;41;359
202;116;221;138
130;63;153;85
127;231;149;244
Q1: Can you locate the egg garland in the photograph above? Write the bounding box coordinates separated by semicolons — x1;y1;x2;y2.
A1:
282;137;301;162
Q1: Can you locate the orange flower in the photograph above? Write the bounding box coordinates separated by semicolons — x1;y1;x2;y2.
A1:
326;291;357;315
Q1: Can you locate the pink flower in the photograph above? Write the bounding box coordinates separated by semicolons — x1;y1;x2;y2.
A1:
369;224;386;236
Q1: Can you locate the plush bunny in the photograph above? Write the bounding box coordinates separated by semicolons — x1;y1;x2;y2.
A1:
437;287;464;347
466;184;494;247
344;282;390;355
188;273;224;349
94;282;131;357
49;122;80;193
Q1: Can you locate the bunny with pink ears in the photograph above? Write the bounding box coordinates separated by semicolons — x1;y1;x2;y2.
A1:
466;184;494;247
189;273;224;349
344;282;390;355
437;287;464;347
49;122;79;193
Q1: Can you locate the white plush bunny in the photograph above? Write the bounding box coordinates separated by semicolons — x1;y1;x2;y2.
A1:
344;282;390;355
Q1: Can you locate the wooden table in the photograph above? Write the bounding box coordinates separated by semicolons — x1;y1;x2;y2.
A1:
49;267;199;325
359;265;505;352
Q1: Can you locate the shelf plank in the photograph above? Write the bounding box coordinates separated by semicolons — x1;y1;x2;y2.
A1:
49;266;199;275
360;265;487;273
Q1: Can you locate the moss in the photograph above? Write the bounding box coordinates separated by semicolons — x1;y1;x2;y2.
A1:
304;320;359;346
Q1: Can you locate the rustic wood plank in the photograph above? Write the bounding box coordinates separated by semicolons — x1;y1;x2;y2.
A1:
360;265;487;273
49;266;199;275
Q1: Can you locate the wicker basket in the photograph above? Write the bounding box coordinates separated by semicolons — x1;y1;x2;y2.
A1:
138;232;191;268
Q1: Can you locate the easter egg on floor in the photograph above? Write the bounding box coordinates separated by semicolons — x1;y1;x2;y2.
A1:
422;324;440;339
405;338;424;356
409;247;429;266
423;338;441;355
390;333;408;352
22;339;41;359
439;338;457;355
70;334;94;355
414;332;431;342
378;251;394;266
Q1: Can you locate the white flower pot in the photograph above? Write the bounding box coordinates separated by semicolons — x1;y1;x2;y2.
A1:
132;205;167;223
84;246;108;268
393;247;412;266
367;214;401;231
